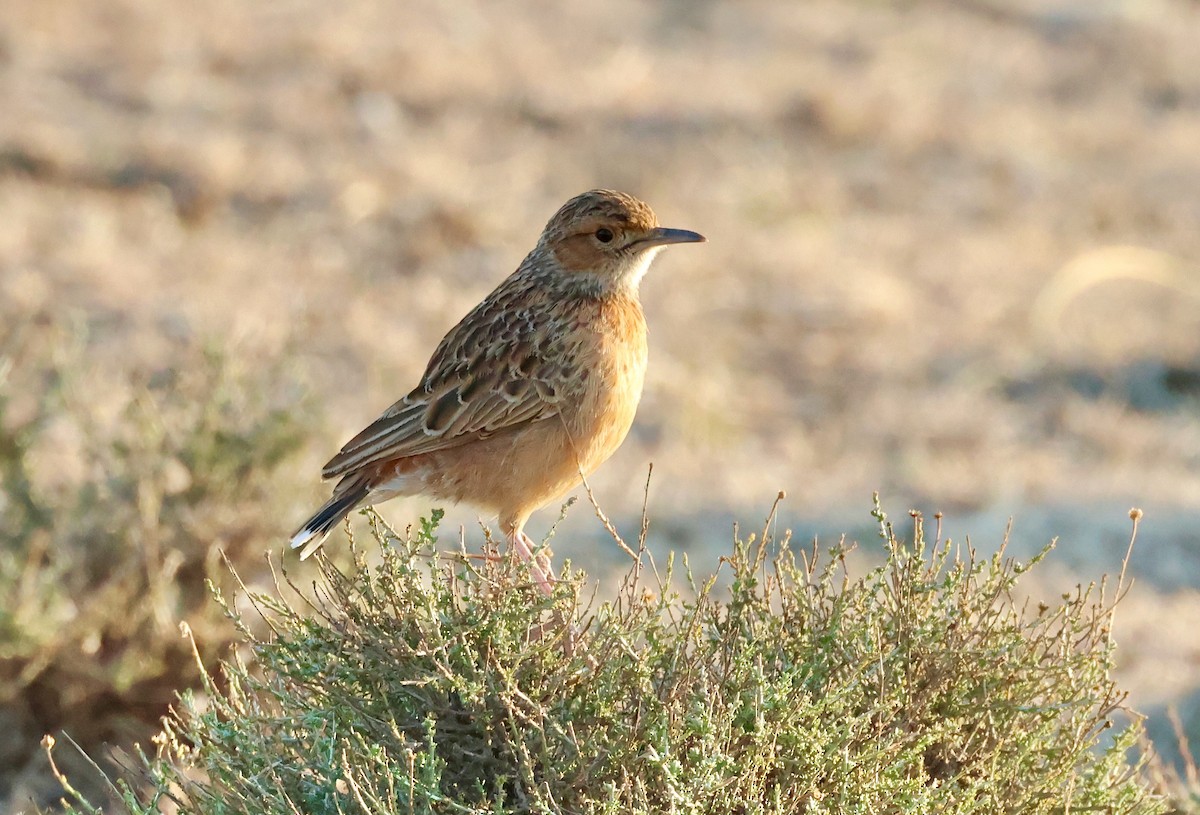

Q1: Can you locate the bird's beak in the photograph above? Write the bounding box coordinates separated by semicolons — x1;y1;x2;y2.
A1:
637;227;707;249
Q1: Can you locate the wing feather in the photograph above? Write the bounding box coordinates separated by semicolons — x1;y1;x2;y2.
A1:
321;282;575;479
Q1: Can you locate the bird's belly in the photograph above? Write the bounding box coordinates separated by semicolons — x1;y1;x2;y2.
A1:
413;354;645;517
562;371;643;474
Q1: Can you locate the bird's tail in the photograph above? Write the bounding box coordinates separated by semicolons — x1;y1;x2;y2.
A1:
289;478;372;560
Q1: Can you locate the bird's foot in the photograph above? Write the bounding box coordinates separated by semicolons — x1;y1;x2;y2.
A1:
508;531;555;595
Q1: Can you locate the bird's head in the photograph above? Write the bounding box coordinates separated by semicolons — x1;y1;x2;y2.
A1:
538;189;705;292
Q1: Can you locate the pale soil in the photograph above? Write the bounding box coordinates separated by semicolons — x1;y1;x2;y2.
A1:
2;0;1199;779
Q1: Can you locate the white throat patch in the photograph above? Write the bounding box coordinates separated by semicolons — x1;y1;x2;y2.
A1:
622;246;664;288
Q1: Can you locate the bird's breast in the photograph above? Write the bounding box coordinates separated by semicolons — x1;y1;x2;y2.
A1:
560;295;648;469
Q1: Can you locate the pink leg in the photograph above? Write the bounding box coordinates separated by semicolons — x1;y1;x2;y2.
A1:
507;529;555;595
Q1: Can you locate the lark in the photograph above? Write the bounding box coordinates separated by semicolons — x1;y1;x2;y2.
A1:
290;189;705;588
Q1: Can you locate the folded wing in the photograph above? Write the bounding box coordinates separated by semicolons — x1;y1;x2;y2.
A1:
322;293;573;479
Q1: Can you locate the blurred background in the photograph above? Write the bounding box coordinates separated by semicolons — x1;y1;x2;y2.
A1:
2;0;1199;809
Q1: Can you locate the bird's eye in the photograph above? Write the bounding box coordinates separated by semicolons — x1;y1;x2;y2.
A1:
595;227;614;244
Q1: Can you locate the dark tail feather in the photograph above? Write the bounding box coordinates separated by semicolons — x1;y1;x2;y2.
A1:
289;480;371;560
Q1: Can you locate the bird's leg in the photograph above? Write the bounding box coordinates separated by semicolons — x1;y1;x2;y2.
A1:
507;529;555;595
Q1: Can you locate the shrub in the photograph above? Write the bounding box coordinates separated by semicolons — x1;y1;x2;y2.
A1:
0;314;313;810
50;498;1167;814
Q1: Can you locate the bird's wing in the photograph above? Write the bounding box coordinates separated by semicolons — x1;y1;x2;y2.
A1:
321;286;575;479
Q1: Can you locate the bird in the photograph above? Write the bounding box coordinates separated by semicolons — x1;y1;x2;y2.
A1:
289;189;705;589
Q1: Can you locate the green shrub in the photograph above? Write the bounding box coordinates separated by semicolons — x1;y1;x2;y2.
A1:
0;315;313;810
50;498;1167;814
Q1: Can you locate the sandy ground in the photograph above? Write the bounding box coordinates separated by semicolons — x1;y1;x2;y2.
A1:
2;0;1200;780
